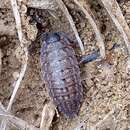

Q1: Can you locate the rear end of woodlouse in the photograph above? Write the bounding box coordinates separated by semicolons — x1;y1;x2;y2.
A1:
40;32;83;118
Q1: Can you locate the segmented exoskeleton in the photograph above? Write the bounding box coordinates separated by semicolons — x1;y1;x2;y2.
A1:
40;32;83;118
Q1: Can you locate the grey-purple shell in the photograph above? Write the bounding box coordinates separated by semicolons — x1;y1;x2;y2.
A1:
40;32;83;118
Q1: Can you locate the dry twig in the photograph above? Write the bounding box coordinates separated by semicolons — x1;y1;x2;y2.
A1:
0;103;39;130
10;0;23;45
74;0;105;58
0;101;55;130
0;59;28;130
27;0;57;10
40;102;55;130
9;0;28;112
55;0;85;53
100;0;130;54
0;49;2;75
7;63;27;111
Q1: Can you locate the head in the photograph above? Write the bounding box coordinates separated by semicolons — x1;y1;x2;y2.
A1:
45;32;60;44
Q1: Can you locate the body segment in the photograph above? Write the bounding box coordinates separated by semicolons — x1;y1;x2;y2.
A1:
40;32;83;118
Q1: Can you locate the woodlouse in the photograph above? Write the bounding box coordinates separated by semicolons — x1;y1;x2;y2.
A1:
40;32;83;118
40;32;119;118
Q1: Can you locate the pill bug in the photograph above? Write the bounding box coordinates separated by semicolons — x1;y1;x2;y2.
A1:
40;32;83;118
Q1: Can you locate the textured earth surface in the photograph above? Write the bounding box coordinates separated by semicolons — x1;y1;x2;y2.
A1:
0;0;130;130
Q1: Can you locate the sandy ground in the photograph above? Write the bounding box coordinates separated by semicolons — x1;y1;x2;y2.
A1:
0;0;130;130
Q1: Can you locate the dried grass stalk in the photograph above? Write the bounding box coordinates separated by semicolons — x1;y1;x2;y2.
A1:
40;102;55;130
7;61;28;111
8;0;28;113
100;0;130;54
10;0;23;45
0;49;2;75
27;0;57;10
0;103;39;130
55;0;85;53
0;61;28;130
74;0;105;58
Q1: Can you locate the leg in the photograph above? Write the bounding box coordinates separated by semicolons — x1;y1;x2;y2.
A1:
80;51;100;64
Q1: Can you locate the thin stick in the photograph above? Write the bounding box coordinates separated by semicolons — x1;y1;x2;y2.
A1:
27;0;57;10
8;61;28;111
55;0;84;53
0;49;2;74
1;114;39;130
9;0;28;114
10;0;23;46
1;52;28;130
0;103;39;130
40;102;55;130
74;0;105;58
100;0;130;54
